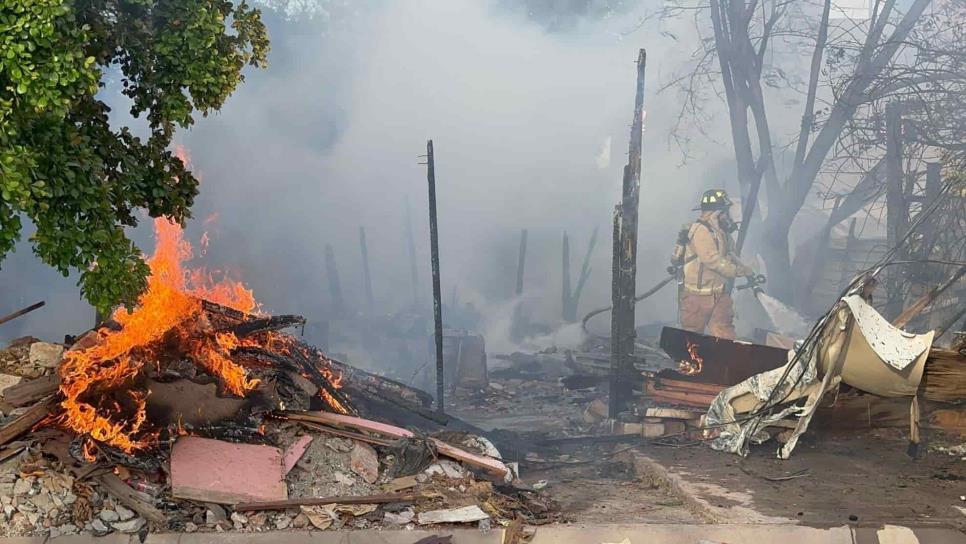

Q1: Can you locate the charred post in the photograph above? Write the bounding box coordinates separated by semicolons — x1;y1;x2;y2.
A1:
324;244;347;318
515;228;528;297
359;226;375;315
609;48;646;418
425;139;445;414
609;207;623;418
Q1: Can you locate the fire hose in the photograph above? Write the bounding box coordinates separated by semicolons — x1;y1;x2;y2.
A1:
580;268;766;339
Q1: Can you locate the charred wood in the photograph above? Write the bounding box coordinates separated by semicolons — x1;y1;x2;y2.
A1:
236;491;419;511
225;315;306;338
95;472;166;523
2;374;60;407
0;397;54;446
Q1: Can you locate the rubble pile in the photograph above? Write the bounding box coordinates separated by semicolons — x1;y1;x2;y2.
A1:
0;219;555;538
0;334;555;538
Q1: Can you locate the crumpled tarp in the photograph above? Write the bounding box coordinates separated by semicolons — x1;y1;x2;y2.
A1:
705;294;934;458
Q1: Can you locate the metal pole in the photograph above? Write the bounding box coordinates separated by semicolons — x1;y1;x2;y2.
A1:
425;140;445;414
359;226;374;315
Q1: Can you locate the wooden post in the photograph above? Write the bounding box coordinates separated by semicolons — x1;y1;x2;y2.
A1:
610;49;647;418
324;244;346;317
885;103;907;319
609;208;623;418
405;198;419;308
425;140;445;414
359;226;375;315
562;232;572;321
515;229;528;297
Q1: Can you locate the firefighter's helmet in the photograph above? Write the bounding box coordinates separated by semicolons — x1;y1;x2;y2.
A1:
696;189;733;211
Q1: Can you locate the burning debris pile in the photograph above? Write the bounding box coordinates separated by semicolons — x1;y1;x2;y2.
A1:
0;219;552;538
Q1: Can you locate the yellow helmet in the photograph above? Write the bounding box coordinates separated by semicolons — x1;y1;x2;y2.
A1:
697;189;733;211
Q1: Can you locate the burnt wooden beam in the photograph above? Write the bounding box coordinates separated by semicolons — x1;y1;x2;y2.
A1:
226;315;306;338
2;374;60;407
0;301;45;327
0;397;54;446
95;472;166;523
236;492;419;511
611;49;646;418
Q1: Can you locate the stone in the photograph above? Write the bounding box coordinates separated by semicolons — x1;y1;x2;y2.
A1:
13;477;33;496
112;517;146;533
333;471;355;486
349;442;379;484
172;437;287;504
417;505;490;525
384;508;414;525
423;460;467;479
114;503;135;520
99;509;120;522
28;342;64;369
48;526;61;538
185;521;199;533
206;504;228;527
249;512;268;527
0;373;21;393
91;518;111;535
291;513;309;529
231;511;248;529
274;514;292;530
60;523;78;534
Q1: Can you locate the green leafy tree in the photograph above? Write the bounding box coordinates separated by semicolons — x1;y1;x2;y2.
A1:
0;0;269;314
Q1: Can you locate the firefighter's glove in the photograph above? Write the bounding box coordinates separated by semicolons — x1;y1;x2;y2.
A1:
735;262;755;277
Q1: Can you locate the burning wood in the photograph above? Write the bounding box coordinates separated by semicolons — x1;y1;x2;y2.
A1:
51;218;349;457
677;341;704;376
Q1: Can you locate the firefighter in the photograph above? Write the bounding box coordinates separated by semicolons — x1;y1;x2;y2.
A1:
672;189;756;339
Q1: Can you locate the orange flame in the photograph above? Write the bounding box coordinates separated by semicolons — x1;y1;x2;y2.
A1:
58;217;260;452
678;341;704;376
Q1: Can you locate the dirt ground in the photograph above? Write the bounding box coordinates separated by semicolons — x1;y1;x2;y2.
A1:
450;377;966;533
639;428;966;531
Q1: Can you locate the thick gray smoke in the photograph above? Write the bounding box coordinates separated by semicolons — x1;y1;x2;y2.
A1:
2;0;766;353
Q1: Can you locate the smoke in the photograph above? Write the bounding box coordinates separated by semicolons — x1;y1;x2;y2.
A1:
2;0;756;355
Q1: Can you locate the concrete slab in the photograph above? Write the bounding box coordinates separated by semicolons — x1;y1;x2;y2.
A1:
170;437;287;504
166;530;500;544
528;524;854;544
2;524;961;544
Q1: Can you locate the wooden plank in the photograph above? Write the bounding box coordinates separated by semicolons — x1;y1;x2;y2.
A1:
94;472;166;523
644;407;702;420
645;382;717;408
2;374;60;407
0;397;53;446
653;376;726;395
283;411;509;479
236;492;418;511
